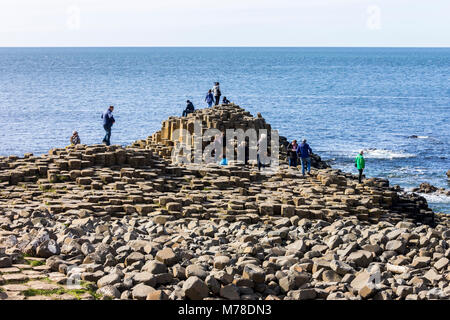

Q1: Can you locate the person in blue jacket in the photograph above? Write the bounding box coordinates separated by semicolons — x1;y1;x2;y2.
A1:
205;90;214;108
297;139;312;176
101;105;115;146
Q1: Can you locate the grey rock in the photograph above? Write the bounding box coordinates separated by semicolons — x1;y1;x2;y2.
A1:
205;275;220;295
125;252;145;266
97;285;120;299
385;240;406;254
0;257;12;268
242;264;265;284
141;260;167;274
220;284;240;300
156;247;178;266
288;288;317;300
132;283;156;300
330;260;354;276
185;264;208;280
214;256;230;270
97;273;121;288
347;251;372;268
182;276;209;300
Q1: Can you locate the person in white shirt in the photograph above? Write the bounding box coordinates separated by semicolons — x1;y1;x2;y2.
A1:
212;82;221;105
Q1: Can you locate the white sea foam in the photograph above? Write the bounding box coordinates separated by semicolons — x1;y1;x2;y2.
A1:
405;187;450;202
358;149;415;159
418;193;450;204
396;167;426;175
328;149;416;160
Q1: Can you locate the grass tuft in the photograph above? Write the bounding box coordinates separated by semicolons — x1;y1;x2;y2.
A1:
25;259;46;267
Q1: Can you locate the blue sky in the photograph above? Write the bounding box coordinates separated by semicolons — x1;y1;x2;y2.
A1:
0;0;449;46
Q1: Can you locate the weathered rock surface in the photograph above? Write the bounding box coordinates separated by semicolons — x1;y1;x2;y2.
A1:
0;104;448;300
412;182;450;196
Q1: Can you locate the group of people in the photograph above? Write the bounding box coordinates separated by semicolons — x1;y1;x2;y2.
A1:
287;139;313;176
287;139;366;182
69;105;115;147
69;92;366;182
182;82;231;117
207;82;230;106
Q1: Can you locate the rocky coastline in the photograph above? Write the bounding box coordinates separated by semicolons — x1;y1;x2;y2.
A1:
412;183;450;197
0;104;449;300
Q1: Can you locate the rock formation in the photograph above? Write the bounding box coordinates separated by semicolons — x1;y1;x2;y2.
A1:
412;183;450;196
0;104;449;300
131;104;329;169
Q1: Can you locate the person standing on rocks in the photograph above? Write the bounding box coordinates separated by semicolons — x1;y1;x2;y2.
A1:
182;100;195;117
205;90;214;108
297;139;312;176
355;150;366;183
70;131;80;146
101;106;115;146
212;82;221;106
287;139;299;167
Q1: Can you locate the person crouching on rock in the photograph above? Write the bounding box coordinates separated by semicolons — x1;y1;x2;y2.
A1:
287;139;298;167
182;100;195;117
70;131;80;146
222;96;230;104
355;150;365;183
297;139;312;176
101;105;115;146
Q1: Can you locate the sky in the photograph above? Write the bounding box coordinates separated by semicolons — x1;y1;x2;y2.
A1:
0;0;449;47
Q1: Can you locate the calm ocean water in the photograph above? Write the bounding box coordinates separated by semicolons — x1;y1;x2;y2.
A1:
0;47;449;212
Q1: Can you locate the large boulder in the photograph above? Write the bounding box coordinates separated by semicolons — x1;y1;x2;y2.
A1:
242;264;266;284
182;276;209;300
156;247;178;266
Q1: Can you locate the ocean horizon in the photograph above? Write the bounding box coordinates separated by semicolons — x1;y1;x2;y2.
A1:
0;47;448;212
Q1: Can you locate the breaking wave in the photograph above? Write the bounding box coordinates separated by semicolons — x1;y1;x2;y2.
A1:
359;148;416;159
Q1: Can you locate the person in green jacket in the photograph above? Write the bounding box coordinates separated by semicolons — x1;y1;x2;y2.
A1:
355;150;365;183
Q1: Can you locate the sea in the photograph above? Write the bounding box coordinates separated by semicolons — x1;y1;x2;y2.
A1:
0;47;448;212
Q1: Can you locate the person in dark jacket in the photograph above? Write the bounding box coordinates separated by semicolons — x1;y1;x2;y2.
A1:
287;140;299;167
212;82;221;105
182;100;195;117
297;139;312;176
101;106;115;146
222;96;230;104
205;90;214;108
